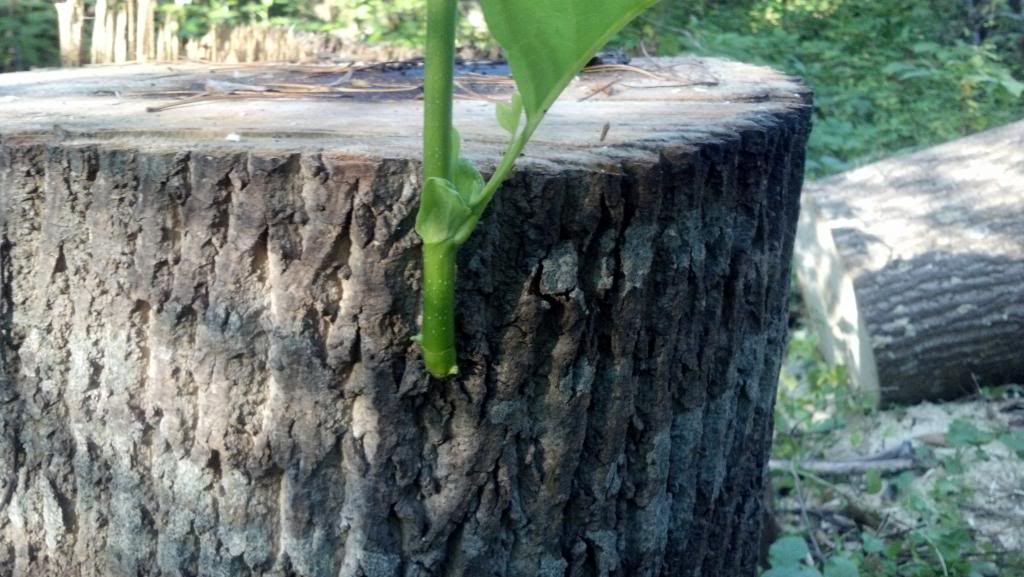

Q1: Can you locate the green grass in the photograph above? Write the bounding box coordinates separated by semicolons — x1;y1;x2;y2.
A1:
624;0;1024;178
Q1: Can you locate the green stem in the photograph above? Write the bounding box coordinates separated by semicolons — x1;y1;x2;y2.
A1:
423;0;457;184
421;0;458;378
453;120;539;245
421;240;459;376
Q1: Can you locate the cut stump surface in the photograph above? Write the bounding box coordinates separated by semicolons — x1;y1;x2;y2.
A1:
0;58;811;577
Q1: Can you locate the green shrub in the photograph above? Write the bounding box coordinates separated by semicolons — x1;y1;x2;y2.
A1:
1;0;59;72
626;0;1024;177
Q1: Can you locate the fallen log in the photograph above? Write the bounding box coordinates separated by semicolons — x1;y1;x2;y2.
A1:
795;121;1024;406
0;58;811;577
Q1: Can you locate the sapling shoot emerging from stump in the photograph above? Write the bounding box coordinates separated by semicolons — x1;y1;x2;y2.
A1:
415;0;660;378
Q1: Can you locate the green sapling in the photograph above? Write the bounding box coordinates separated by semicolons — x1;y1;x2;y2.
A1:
416;0;660;378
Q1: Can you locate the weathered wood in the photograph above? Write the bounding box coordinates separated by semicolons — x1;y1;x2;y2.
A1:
0;58;811;577
795;120;1024;406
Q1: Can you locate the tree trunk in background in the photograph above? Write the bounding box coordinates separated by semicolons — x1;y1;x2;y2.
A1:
135;0;155;62
0;58;811;577
126;0;136;61
90;0;112;65
113;6;129;63
53;0;85;66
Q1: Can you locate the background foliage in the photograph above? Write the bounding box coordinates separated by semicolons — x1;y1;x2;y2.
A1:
768;328;1024;577
1;0;59;71
624;0;1024;176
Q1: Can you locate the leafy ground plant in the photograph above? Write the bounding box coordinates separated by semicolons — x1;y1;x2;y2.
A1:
415;0;659;377
766;329;1024;577
625;0;1024;178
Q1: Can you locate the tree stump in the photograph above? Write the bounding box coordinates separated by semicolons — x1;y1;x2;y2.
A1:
795;120;1024;406
0;58;811;577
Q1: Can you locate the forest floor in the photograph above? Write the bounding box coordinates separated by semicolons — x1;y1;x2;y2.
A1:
764;327;1024;577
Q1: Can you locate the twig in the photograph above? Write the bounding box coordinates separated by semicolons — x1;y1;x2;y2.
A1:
770;440;918;476
453;80;502;103
770;458;915;476
619;81;720;89
789;461;825;562
921;532;950;577
146;92;211;112
582;64;666;80
776;508;858;531
789;469;884;530
145;84;422;113
577;78;621;102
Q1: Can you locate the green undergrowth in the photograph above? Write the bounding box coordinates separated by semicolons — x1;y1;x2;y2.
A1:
0;0;59;72
764;329;1024;577
624;0;1024;178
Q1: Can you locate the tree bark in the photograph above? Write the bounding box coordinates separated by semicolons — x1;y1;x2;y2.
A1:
0;58;811;577
795;120;1024;406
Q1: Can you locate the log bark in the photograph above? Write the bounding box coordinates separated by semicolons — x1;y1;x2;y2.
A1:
795;120;1024;406
0;58;811;577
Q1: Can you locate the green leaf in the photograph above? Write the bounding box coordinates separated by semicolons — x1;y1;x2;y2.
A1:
999;430;1024;458
763;568;822;577
862;533;884;555
769;536;811;568
865;469;882;495
496;92;523;135
447;127;484;205
824;556;859;577
415;177;472;244
454;158;485;206
970;561;999;577
1000;75;1024;99
947;419;993;448
478;0;660;125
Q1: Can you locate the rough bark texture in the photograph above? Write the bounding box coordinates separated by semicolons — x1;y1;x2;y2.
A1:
795;120;1024;406
0;58;810;577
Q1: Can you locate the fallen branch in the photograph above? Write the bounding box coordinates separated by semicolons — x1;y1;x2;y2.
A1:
770;440;918;476
770;457;916;476
788;461;825;562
